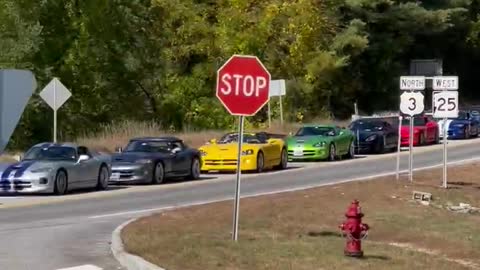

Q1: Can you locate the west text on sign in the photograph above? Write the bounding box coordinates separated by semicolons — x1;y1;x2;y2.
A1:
400;76;425;90
432;76;458;90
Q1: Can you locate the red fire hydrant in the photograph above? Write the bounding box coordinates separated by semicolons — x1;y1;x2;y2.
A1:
339;199;369;257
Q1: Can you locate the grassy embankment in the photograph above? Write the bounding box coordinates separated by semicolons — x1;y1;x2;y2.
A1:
122;162;480;270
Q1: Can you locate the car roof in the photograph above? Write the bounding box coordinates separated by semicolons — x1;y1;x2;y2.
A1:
130;136;182;142
302;124;336;128
32;142;78;148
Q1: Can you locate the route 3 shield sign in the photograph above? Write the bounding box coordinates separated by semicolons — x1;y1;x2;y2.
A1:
400;91;424;116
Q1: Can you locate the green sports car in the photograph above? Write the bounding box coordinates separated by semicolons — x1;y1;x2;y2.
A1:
286;124;355;161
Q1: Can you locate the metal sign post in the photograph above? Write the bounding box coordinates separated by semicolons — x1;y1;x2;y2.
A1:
432;76;459;189
396;115;402;180
232;116;244;241
39;77;72;143
442;117;448;188
409;116;414;182
399;76;426;182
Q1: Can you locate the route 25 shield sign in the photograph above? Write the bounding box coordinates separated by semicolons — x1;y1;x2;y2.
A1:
400;91;425;116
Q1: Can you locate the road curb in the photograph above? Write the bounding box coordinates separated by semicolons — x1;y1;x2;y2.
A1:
111;217;166;270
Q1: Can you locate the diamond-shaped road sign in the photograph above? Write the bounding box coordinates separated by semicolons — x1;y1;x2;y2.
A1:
40;78;71;110
0;70;37;153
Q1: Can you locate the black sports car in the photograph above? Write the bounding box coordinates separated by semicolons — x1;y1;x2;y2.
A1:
109;137;202;184
348;119;398;154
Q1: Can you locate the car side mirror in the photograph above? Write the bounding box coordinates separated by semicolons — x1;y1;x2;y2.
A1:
209;139;217;144
115;146;123;153
288;132;293;136
172;147;182;154
14;154;22;162
77;154;90;163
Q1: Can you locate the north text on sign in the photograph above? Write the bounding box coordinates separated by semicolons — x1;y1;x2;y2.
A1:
400;76;425;90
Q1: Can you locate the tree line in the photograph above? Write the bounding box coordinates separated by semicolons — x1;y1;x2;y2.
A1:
1;0;480;149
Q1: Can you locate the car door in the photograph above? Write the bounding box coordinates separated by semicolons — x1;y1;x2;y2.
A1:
336;127;350;153
75;146;98;187
383;122;397;147
170;141;190;174
258;133;278;165
424;117;437;141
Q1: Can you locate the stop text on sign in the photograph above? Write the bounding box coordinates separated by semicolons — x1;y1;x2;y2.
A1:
399;76;426;90
432;76;458;90
220;74;267;97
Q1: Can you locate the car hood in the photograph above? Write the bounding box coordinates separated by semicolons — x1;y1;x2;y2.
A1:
400;126;424;136
112;152;169;163
438;119;469;129
350;129;383;141
286;135;330;146
0;160;62;179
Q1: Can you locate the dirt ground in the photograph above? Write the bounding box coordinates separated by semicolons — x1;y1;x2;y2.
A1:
122;162;480;270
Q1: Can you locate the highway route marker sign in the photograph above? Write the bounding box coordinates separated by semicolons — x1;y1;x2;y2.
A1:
0;69;37;153
216;54;271;241
400;91;425;116
433;90;458;118
40;77;72;143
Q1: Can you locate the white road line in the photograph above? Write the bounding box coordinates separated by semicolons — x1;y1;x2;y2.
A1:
88;156;480;220
55;265;103;270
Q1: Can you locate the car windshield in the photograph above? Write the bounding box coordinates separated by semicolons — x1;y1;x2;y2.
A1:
23;146;77;161
349;121;384;131
218;133;265;144
401;117;426;126
124;140;172;153
456;111;469;120
295;126;336;136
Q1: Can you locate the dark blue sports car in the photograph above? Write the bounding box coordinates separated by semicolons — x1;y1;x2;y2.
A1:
437;111;479;139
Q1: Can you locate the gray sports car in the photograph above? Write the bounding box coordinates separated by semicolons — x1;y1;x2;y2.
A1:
0;142;111;195
109;137;202;184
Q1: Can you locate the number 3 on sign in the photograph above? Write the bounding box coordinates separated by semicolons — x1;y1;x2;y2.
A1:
400;92;424;116
433;91;458;118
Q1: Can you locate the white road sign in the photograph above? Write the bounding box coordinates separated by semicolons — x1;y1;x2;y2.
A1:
432;76;458;90
269;79;286;97
39;78;71;110
400;91;424;116
433;91;458;118
400;76;425;90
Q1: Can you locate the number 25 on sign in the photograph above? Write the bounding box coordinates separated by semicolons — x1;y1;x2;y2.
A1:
433;91;458;118
400;92;424;116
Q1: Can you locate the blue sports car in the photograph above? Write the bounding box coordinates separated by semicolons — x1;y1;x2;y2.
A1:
437;111;480;139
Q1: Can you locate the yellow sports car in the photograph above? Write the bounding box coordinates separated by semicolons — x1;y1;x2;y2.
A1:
199;132;288;173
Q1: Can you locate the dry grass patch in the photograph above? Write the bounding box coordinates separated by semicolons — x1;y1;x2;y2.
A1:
122;163;480;270
76;119;351;152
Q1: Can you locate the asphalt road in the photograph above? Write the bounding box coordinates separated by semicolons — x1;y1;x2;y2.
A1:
1;139;480;270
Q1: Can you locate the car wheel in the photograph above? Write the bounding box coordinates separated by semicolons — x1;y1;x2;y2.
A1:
256;151;264;173
152;162;165;184
54;170;68;195
96;165;109;191
346;141;355;159
274;148;288;170
328;144;336;161
187;157;201;180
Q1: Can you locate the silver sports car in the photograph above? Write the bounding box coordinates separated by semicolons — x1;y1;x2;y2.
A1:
0;142;111;195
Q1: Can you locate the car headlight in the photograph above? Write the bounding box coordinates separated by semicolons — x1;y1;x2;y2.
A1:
199;150;207;156
31;167;53;173
242;149;254;155
313;141;326;147
135;159;153;164
365;135;377;142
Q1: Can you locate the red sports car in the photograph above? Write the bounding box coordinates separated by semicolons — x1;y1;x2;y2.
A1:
400;115;439;146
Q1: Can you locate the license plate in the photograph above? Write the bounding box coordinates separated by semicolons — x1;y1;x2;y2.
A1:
293;149;303;156
110;172;120;180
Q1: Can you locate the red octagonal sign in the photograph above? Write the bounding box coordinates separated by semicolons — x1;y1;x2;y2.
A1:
216;55;271;116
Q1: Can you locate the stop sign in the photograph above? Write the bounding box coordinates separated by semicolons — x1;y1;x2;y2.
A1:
216;55;271;116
